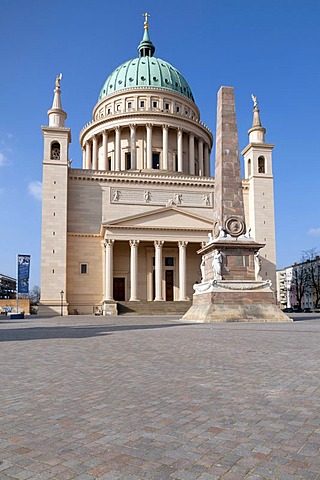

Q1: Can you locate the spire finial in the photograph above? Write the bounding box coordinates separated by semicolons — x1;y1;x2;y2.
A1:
48;73;67;127
143;12;150;29
251;93;258;109
247;94;266;143
250;93;262;128
55;73;62;90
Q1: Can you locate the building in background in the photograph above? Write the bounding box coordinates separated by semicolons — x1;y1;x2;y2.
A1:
276;257;320;311
39;17;277;315
276;267;293;310
0;274;16;299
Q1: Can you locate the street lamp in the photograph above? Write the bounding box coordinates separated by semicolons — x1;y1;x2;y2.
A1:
60;290;64;316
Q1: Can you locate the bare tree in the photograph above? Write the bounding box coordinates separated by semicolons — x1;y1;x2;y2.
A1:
302;248;320;308
29;285;41;305
290;263;310;310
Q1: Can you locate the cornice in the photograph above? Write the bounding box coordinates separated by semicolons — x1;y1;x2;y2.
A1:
103;224;211;232
68;168;215;188
94;86;199;112
41;125;71;132
68;233;101;237
241;143;275;156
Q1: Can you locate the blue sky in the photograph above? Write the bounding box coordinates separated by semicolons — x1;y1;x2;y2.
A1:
1;0;319;287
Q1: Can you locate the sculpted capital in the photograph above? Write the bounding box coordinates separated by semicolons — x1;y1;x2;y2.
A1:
178;241;188;248
154;240;164;248
105;239;115;247
129;240;140;247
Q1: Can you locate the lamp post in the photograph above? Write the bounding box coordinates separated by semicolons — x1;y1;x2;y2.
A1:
60;290;64;316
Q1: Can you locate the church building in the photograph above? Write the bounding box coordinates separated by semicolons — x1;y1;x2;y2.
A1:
39;16;276;316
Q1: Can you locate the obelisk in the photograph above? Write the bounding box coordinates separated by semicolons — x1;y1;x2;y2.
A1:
213;86;246;239
182;87;291;322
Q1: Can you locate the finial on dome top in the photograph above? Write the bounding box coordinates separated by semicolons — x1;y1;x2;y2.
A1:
138;13;155;57
143;12;150;29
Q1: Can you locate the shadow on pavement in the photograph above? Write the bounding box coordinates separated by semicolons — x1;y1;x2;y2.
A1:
0;322;194;342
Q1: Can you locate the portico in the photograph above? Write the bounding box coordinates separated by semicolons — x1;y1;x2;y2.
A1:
102;238;201;303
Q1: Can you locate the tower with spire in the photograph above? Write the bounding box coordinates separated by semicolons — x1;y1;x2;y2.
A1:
40;75;71;315
241;96;276;288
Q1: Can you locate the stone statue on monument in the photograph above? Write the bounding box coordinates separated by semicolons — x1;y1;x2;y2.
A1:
254;251;262;280
212;250;222;280
200;257;206;282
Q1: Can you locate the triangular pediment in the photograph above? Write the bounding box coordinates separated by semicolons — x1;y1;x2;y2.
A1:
104;206;213;231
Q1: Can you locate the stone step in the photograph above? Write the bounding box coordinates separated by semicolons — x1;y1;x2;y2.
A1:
117;300;192;316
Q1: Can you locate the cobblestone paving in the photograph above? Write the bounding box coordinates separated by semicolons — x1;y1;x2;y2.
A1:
1;314;320;479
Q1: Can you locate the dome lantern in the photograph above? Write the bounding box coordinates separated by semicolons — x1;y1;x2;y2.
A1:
138;13;155;58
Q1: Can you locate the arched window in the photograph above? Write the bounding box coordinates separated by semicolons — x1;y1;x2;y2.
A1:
258;156;265;174
248;159;252;177
51;142;61;160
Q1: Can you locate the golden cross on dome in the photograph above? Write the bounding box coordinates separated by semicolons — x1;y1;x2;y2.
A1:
143;12;150;28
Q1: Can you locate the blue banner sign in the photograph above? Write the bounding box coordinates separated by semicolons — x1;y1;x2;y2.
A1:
17;254;31;294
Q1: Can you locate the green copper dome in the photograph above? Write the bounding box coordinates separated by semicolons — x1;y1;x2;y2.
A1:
98;19;194;103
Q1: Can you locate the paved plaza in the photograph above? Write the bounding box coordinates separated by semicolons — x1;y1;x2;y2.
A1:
1;314;320;480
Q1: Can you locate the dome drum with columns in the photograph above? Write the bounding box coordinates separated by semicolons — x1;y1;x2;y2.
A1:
80;87;212;174
39;16;277;316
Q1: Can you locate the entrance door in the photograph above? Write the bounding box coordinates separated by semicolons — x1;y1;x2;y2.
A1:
113;278;125;301
165;270;174;301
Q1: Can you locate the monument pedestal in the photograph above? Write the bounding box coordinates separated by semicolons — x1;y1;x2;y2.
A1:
183;238;291;323
182;279;291;322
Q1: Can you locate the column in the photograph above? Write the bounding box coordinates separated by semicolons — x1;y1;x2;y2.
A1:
104;239;114;301
204;143;210;176
82;147;86;169
129;240;140;301
189;133;195;175
146;124;153;169
154;240;164;301
115;127;121;171
102;131;108;171
92;135;98;170
198;139;204;176
177;128;183;172
130;125;136;170
162;125;169;170
178;241;188;301
86;141;92;170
